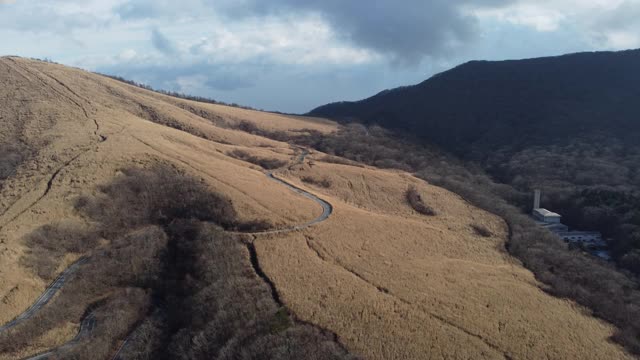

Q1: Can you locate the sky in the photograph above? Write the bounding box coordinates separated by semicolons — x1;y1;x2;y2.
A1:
1;0;639;113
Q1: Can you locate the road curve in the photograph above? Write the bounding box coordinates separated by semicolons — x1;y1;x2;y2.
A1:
24;311;97;360
0;257;89;333
251;172;333;234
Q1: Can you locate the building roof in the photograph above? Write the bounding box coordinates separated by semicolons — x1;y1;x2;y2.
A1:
534;208;561;218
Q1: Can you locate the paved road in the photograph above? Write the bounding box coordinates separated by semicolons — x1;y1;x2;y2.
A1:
0;257;89;333
259;172;333;233
25;311;97;360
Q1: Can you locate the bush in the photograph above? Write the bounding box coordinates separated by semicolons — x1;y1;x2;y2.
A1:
406;186;437;216
227;149;287;170
75;164;269;234
21;221;99;280
0;144;28;181
301;176;332;188
471;224;493;238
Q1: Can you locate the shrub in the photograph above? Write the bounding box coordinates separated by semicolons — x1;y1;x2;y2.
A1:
406;186;437;216
301;176;332;188
227;149;287;170
0;144;28;181
21;221;99;280
471;224;493;238
74;164;268;234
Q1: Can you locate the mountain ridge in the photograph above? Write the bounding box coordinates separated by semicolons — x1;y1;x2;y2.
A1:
310;48;640;157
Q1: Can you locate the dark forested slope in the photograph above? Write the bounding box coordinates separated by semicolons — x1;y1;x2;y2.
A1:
311;49;640;157
311;49;640;274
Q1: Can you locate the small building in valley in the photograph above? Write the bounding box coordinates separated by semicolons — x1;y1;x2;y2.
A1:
533;208;562;224
531;190;606;257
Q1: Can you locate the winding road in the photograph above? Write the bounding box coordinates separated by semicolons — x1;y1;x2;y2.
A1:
25;311;97;360
1;149;334;360
254;172;333;234
0;257;88;333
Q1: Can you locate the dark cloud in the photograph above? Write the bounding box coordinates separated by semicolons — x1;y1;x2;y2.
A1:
113;0;515;64
151;28;176;55
227;0;514;64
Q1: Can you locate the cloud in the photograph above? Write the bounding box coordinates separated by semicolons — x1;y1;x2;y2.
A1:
0;0;112;33
470;4;566;31
151;28;176;55
62;0;640;65
225;0;515;65
186;16;379;66
471;0;640;49
591;0;640;48
0;0;17;4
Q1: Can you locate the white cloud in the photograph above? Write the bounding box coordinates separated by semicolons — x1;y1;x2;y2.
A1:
468;0;640;49
594;31;640;49
470;5;566;31
186;16;379;66
118;49;138;61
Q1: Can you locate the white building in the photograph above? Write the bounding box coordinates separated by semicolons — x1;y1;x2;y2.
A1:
531;190;604;246
533;208;562;224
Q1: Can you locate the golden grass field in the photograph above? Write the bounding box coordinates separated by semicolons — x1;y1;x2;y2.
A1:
0;57;633;359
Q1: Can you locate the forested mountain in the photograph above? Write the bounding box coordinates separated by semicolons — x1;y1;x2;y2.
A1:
311;49;640;156
311;49;640;274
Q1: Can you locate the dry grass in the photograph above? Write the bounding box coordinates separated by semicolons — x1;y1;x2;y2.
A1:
253;162;631;360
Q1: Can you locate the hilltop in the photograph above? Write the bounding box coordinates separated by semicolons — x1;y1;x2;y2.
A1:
0;57;633;359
